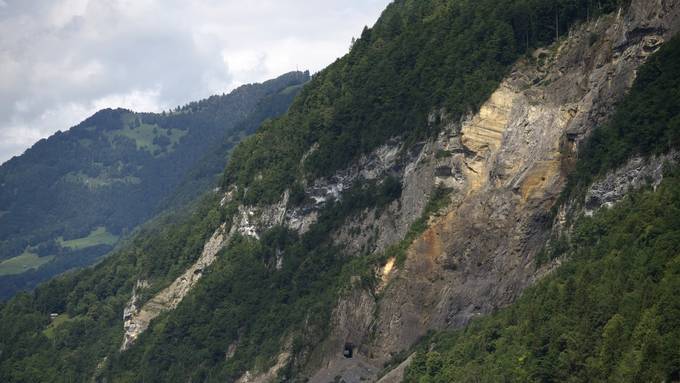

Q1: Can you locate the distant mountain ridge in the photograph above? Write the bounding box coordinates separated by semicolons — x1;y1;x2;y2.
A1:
0;70;309;300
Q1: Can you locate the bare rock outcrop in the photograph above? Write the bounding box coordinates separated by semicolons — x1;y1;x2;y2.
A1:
116;1;680;379
120;223;228;351
585;151;678;214
306;1;680;381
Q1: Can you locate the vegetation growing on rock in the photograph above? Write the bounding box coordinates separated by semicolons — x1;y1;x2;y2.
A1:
0;1;667;382
405;34;680;383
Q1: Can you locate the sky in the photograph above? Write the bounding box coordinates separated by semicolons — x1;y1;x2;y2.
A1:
0;0;391;165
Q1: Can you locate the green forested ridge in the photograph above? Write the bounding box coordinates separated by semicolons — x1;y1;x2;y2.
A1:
158;80;310;211
0;71;308;300
404;35;680;383
224;0;627;205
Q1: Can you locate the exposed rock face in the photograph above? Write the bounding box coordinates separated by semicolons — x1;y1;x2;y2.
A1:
585;151;678;215
461;85;515;155
305;1;680;381
331;143;437;257
120;224;228;351
118;130;415;356
288;139;407;236
232;196;289;239
116;1;680;379
227;139;407;240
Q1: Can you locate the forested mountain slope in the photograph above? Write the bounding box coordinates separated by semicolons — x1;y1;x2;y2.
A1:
1;0;680;382
0;71;308;300
404;32;680;383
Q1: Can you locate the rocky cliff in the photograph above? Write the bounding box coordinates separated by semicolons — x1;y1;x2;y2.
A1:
113;1;680;381
5;2;680;382
303;1;680;381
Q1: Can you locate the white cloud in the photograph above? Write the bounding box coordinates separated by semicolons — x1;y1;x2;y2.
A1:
92;88;163;112
0;0;390;164
47;0;89;28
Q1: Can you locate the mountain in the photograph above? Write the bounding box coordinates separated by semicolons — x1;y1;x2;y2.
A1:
0;71;310;300
1;0;680;382
404;30;680;383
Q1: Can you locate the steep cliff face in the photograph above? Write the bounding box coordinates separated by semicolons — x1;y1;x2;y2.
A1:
109;2;680;381
116;2;680;380
7;2;680;382
302;1;680;381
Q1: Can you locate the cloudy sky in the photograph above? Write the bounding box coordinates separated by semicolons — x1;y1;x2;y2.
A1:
0;0;390;164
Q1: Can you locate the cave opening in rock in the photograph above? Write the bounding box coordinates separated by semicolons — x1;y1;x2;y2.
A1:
343;343;354;358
